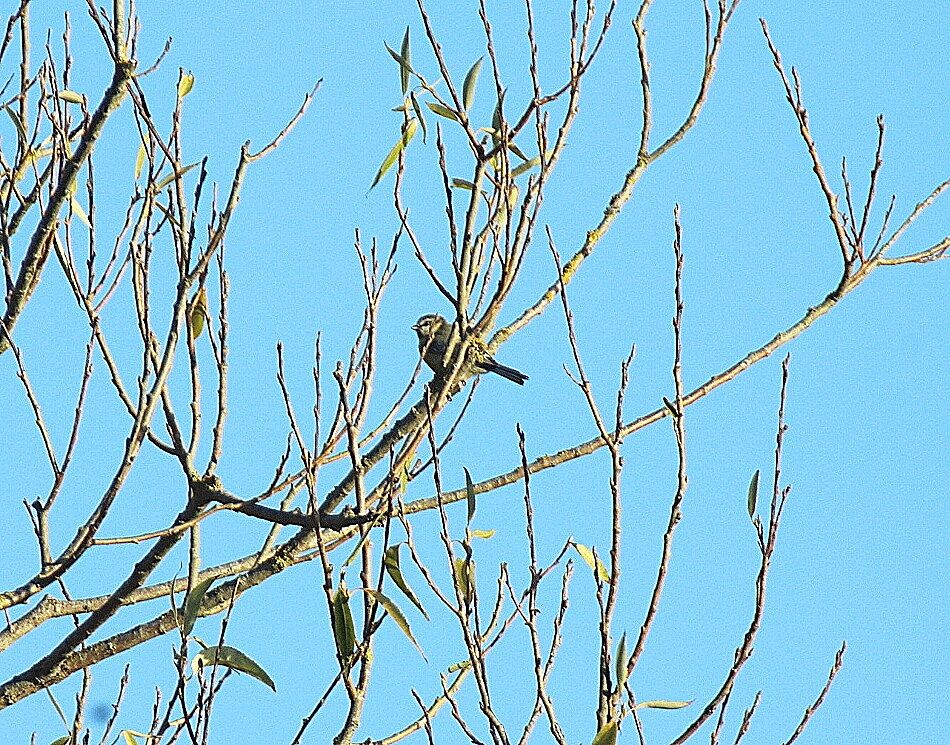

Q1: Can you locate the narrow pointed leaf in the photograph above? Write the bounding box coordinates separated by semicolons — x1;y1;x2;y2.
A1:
409;91;427;142
180;576;214;636
636;699;693;710
747;469;760;519
154;162;199;191
490;89;506;144
591;721;618;745
49;738;70;745
370;118;418;190
470;529;495;539
122;733;141;745
615;632;628;688
134;143;146;180
511;156;542;179
451;178;477;191
331;584;356;661
191;645;276;691
58;90;85;105
426;101;460;122
363;589;427;660
4;105;28;146
508;141;530;161
70;198;91;228
384;544;429;619
177;71;195;99
447;659;472;673
399;27;411;94
462;57;483;111
573;542;610;583
464;467;476;524
384;42;414;87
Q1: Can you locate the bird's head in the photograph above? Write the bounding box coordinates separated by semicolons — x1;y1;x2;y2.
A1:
412;313;446;340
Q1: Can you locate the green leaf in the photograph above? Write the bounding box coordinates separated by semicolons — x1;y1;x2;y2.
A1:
591;721;618;745
189;287;208;340
4;105;28;146
470;529;495;539
462;57;483;112
447;659;472;673
191;645;276;691
615;632;628;688
747;469;760;519
370;118;418;190
399;27;411;95
134;143;146;180
384;544;429;620
453;558;475;606
451;178;477;191
331;583;356;661
180;575;213;636
464;467;476;524
384;42;414;89
490;89;506;144
409;91;427;143
58;90;85;105
49;737;70;745
636;699;693;710
511;156;542;179
573;542;610;583
154;162;199;191
177;71;195;99
362;589;427;660
508;141;530;161
426;101;460;122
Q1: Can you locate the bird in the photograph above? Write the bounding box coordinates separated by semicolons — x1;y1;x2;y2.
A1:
413;313;528;385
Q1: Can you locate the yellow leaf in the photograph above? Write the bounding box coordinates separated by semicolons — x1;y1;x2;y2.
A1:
177;71;195;99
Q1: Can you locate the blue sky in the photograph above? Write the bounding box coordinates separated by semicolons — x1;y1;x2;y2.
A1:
2;2;948;743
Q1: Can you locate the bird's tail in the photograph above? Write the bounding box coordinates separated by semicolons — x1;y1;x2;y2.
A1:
478;359;529;385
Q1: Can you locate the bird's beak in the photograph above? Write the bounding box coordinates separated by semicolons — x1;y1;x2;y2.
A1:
411;323;420;331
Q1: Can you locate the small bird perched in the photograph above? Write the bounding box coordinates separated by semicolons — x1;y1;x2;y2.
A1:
413;313;528;385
